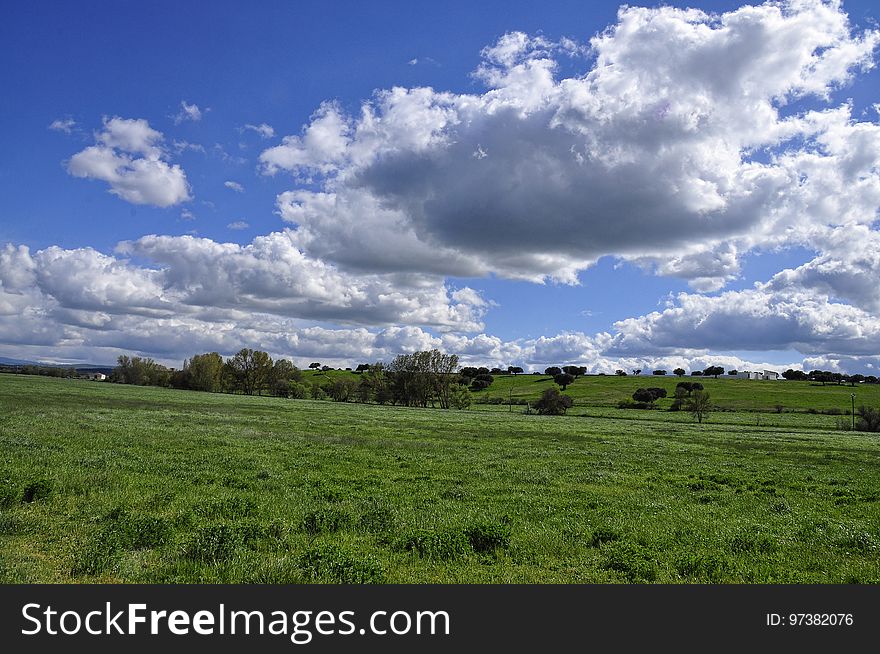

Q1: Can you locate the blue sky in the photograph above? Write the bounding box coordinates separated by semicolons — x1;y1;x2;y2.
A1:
1;1;880;372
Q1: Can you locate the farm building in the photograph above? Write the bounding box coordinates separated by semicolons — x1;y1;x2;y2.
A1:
731;370;781;380
79;372;107;381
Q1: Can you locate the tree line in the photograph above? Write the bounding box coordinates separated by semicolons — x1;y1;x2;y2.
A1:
110;349;474;409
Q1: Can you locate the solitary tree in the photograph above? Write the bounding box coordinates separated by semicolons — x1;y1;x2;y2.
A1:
355;363;371;373
652;369;667;376
308;362;321;369
544;366;562;377
728;369;738;376
554;373;575;390
704;366;724;379
632;369;642;376
673;368;686;377
508;366;524;375
687;389;711;423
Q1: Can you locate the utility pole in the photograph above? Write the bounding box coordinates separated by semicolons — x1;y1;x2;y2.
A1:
852;393;856;431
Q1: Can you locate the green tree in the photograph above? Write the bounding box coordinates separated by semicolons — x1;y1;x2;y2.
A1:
185;352;224;392
673;368;686;377
554;373;575;390
687;389;711;423
534;387;574;415
269;358;301;397
225;348;273;395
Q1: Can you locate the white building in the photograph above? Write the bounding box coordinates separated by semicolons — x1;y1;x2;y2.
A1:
79;372;107;381
732;370;780;380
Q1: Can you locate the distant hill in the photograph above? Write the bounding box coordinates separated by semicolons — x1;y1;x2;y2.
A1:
0;356;113;373
0;356;39;366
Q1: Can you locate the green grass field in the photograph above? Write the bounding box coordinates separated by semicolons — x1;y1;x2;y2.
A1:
1;374;879;583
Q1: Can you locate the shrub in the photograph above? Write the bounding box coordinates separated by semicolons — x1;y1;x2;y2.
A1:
618;400;652;409
470;379;490;391
298;544;385;584
631;387;666;406
855;406;880;432
288;381;309;399
449;384;472;410
534;388;574;415
309;383;327;400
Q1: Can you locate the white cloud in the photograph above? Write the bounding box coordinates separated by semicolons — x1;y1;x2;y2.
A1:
242;123;275;139
173;140;206;154
173;101;202;124
67;117;192;207
260;102;351;176
226;221;249;230
48;118;76;134
0;235;494;365
224;180;245;192
259;1;879;288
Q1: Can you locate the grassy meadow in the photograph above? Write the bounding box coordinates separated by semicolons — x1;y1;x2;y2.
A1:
1;373;879;583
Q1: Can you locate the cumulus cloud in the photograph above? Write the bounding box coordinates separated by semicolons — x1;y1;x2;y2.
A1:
259;1;879;287
0;237;493;366
67;117;192;207
9;1;880;374
226;221;249;230
224;180;245;192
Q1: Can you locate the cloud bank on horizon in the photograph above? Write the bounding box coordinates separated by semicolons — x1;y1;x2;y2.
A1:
3;0;880;373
